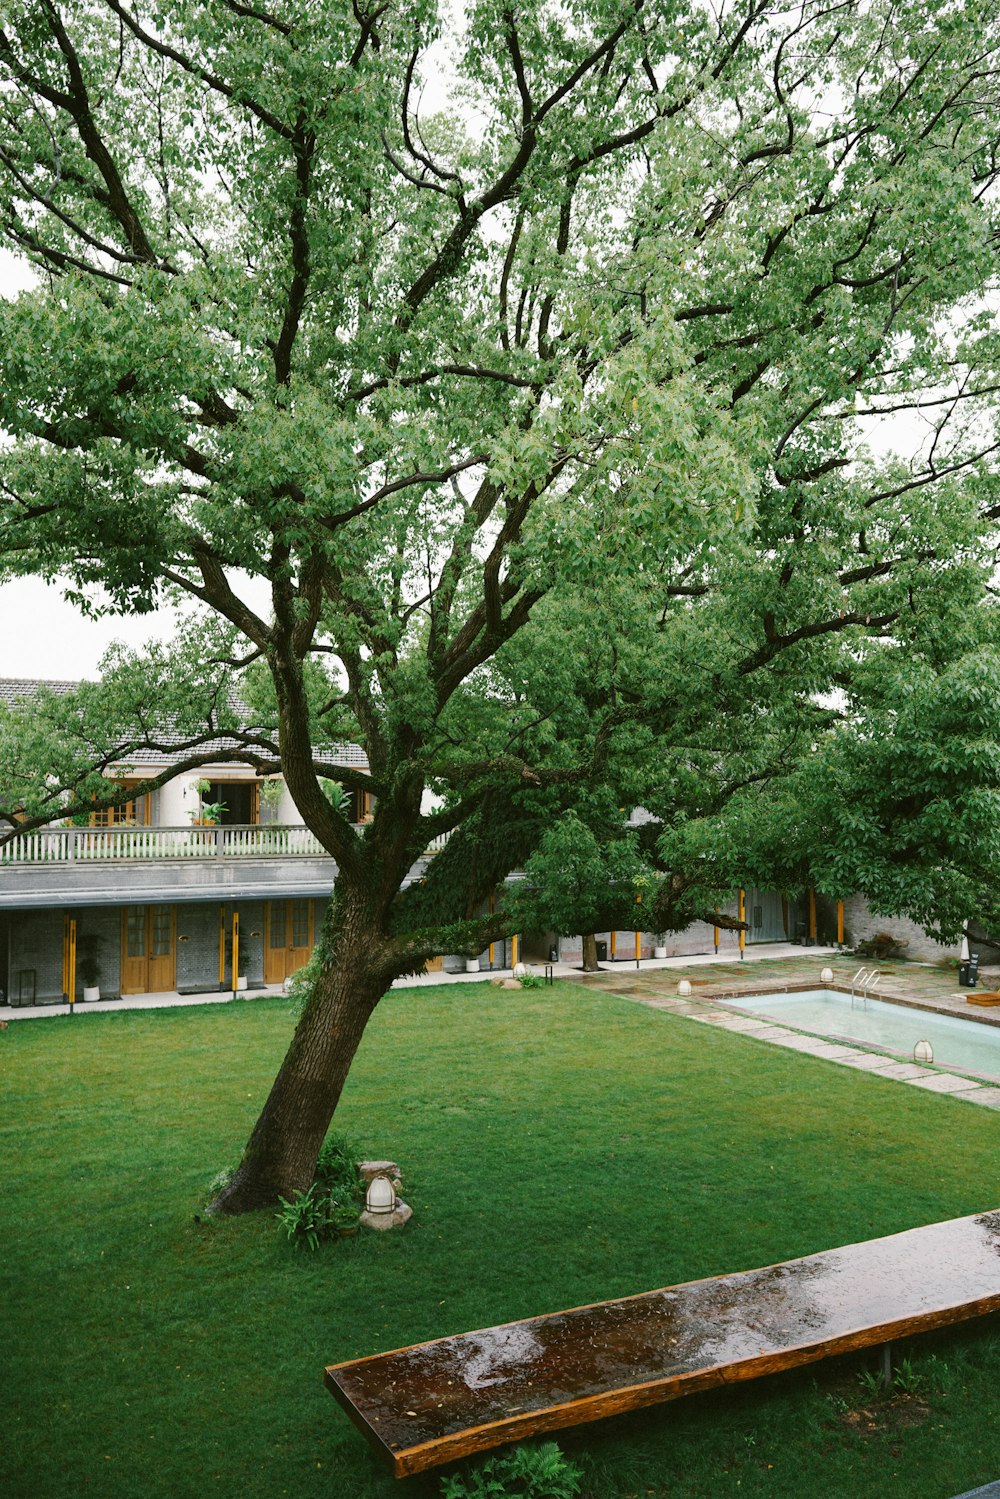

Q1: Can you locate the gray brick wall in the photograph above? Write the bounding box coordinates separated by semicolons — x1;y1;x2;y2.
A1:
5;898;302;1003
9;908;64;1003
841;895;958;962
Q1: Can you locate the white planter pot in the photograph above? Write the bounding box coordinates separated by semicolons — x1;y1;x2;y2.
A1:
82;986;100;1003
465;959;480;973
653;946;667;959
236;975;248;991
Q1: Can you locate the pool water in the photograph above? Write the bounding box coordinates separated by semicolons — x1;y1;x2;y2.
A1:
725;988;1000;1080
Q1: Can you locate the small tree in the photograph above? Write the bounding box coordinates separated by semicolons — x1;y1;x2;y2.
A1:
508;814;652;972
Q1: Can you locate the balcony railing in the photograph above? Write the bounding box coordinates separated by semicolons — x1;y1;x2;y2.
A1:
0;822;454;865
0;823;330;864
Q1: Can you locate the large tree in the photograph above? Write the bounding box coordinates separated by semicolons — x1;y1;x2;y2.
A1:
1;0;999;1211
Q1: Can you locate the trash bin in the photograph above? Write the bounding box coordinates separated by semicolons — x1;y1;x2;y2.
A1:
548;945;558;963
595;940;608;961
960;954;980;988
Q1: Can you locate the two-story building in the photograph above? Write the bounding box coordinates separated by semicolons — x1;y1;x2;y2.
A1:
0;677;963;1006
0;676;376;1004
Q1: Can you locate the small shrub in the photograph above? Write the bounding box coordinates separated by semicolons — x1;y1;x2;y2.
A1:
440;1442;582;1499
857;1366;885;1401
276;1182;339;1252
315;1135;364;1201
205;1165;234;1198
922;1353;956;1394
284;947;323;1011
275;1135;366;1249
518;972;544;990
892;1356;927;1396
856;932;908;960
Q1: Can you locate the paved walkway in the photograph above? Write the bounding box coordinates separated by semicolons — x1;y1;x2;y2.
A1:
579;956;1000;1112
0;941;836;1021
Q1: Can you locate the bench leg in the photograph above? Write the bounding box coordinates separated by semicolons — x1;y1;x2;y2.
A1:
881;1343;893;1395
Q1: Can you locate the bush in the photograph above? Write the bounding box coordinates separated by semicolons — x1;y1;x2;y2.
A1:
274;1135;366;1249
440;1443;582;1499
275;1182;339;1252
205;1165;234;1198
315;1136;365;1202
855;932;909;960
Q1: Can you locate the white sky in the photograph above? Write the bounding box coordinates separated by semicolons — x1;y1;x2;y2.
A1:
0;578;179;680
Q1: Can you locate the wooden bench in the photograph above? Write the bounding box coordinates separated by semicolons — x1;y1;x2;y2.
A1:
324;1210;1000;1478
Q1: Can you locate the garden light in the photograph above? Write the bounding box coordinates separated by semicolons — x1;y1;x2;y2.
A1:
365;1176;396;1215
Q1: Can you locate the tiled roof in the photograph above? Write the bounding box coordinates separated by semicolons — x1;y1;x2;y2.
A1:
0;676;368;771
0;676;80;706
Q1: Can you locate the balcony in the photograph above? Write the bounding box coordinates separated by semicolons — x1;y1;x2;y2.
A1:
0;823;330;864
0;824;450;909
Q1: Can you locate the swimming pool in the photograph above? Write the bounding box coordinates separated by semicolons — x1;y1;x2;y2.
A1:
724;988;1000;1080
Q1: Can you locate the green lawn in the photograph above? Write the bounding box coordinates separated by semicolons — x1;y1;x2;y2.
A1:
3;981;1000;1499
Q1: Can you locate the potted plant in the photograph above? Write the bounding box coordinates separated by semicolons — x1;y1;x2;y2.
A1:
333;1204;360;1238
77;934;103;1001
189;777;213;824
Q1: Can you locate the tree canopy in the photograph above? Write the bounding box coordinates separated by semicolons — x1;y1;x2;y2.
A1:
1;0;1000;1208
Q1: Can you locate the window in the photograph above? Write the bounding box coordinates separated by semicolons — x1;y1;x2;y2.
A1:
92;781;151;826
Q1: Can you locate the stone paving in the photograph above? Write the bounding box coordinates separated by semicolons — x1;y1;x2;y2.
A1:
578;955;1000;1112
0;940;834;1021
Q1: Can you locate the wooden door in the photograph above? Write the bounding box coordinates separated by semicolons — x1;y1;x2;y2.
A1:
264;900;314;983
121;906;176;994
148;906;175;991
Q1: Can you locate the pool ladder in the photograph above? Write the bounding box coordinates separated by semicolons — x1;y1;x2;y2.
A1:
851;967;881;1008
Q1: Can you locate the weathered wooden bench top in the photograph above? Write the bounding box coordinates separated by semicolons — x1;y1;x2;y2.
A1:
324;1210;1000;1478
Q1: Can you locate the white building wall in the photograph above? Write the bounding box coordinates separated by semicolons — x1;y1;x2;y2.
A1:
151;770;306;827
158;776;190;824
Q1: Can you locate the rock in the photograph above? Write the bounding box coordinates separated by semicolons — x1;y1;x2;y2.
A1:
360;1200;413;1232
357;1159;402;1191
499;978;522;989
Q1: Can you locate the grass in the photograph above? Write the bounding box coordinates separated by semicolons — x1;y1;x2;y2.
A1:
3;979;1000;1499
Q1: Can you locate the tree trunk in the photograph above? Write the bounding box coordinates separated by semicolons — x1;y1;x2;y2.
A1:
210;906;390;1214
582;932;599;972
